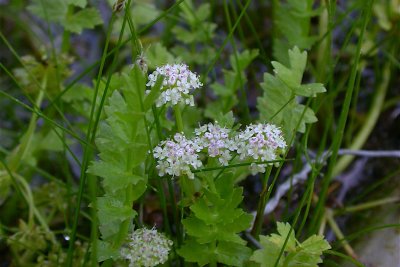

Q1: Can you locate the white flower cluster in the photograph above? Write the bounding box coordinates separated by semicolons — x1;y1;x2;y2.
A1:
154;122;286;178
120;228;173;267
153;133;203;179
195;123;236;166
146;64;202;107
236;123;287;174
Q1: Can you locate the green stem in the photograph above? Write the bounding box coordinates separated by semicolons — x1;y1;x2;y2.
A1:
332;60;391;177
309;0;374;233
174;105;184;133
61;6;73;53
326;209;357;259
66;11;118;266
251;166;273;238
337;197;400;214
8;73;47;171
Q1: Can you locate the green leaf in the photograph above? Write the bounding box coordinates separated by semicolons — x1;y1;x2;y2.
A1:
97;240;120;262
181;182;251;265
27;0;102;33
88;161;144;193
97;196;136;224
251;237;283;267
67;0;87;8
296;83;326;97
251;222;330;267
270;222;296;251
64;8;102;34
273;0;318;64
215;241;252;267
214;111;236;128
90;68;150;248
178;239;214;267
257;47;325;142
146;43;175;70
27;0;67;23
143;75;164;111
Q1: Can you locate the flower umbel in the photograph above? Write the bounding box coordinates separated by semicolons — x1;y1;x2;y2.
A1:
146;63;202;107
195;122;237;165
236;123;286;174
120;228;173;267
153;133;203;179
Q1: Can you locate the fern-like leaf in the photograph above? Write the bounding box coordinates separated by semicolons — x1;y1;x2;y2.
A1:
257;47;325;142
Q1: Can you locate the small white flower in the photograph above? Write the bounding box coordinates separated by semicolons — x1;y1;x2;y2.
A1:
236;123;286;175
153;133;203;179
195;122;236;165
121;228;173;267
146;63;202;107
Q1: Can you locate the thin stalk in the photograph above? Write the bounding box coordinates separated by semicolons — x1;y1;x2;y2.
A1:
309;0;374;233
336;197;400;214
193;159;290;173
7;73;47;171
173;105;184;133
66;12;118;266
0;64;90;146
14;173;52;236
333;59;391;177
203;0;251;81
326;209;358;259
251;166;273;237
223;0;250;124
152;106;180;245
324;250;364;267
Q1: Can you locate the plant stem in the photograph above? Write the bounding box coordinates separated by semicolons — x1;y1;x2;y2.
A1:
8;73;47;171
333;60;391;177
326;208;358;259
309;0;374;233
66;11;118;266
337;197;400;214
174;105;184;133
251;166;273;238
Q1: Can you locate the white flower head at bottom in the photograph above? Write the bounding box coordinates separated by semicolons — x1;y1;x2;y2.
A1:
120;227;173;267
153;133;203;179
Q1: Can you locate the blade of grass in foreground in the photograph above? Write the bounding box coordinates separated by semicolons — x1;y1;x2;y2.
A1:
309;0;374;234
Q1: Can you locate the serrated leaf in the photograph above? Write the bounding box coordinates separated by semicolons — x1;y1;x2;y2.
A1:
97;196;136;224
251;236;284;267
97;240;120;262
270;222;296;251
288;47;307;84
67;0;87;8
28;0;102;33
251;222;330;267
296;83;326;97
178;239;214;266
64;8;102;34
88;161;144;192
215;241;252;267
27;0;67;23
146;43;175;69
258;47;325;142
230;49;259;72
301;235;331;253
214;111;235;128
273;0;318;64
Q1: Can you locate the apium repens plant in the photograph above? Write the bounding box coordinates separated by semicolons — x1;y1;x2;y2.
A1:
90;47;329;266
